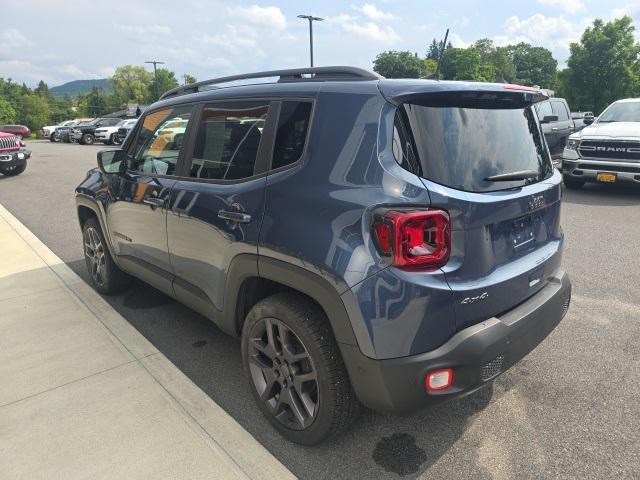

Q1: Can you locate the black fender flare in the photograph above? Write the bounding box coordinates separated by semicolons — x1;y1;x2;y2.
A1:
75;194;118;260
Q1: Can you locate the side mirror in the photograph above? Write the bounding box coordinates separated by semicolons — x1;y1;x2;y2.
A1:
583;116;595;125
541;115;559;124
97;149;127;174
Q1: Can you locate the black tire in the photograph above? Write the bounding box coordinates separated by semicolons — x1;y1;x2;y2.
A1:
563;175;585;190
242;292;360;445
0;162;26;176
49;133;56;142
80;133;94;145
82;217;131;294
111;133;122;145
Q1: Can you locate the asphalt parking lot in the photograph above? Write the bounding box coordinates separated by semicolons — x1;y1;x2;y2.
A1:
1;140;639;479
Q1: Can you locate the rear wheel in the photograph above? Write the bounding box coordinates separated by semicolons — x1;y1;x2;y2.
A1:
82;218;131;294
563;175;585;190
0;162;26;176
80;133;94;145
242;293;359;445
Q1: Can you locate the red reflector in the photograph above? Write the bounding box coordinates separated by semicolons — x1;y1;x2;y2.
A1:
372;210;450;269
425;368;453;392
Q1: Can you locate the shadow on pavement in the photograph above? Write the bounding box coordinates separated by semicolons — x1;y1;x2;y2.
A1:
562;182;640;207
63;259;497;479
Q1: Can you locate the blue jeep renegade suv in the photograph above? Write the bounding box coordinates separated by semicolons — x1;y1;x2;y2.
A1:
75;67;571;445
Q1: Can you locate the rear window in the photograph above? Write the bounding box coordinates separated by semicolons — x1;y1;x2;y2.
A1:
395;103;552;192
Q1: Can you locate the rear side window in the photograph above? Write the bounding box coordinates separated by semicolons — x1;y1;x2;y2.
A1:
272;101;312;169
551;101;569;121
396;102;552;192
190;102;269;180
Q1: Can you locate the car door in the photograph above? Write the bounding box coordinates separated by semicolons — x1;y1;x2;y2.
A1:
551;100;573;154
535;100;560;156
167;100;278;320
105;105;194;295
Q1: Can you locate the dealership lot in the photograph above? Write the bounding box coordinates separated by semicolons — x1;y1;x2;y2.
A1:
1;141;639;479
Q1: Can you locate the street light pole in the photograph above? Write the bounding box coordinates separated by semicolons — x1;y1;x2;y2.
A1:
297;15;324;67
145;60;165;100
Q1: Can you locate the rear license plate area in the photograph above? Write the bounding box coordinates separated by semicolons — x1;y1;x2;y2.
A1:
512;215;535;252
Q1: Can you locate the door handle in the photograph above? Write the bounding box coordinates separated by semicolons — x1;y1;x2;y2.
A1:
551;127;558;131
218;210;251;223
142;197;166;209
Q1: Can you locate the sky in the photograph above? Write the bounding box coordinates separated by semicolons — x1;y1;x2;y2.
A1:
1;0;639;87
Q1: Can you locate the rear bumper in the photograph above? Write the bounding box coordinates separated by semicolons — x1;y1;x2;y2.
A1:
341;270;571;415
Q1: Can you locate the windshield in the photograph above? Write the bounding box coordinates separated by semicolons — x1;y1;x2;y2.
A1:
598;102;640;123
396;103;552;193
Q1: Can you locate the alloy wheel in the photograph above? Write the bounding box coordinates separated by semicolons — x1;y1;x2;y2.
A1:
84;227;106;287
247;317;319;430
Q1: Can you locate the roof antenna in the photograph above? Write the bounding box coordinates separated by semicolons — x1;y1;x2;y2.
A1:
431;28;449;80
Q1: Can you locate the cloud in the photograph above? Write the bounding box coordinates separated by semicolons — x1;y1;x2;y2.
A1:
353;3;396;21
227;5;286;30
449;33;470;48
330;14;401;44
612;3;640;18
499;14;591;52
537;0;585;14
114;24;172;35
0;29;34;56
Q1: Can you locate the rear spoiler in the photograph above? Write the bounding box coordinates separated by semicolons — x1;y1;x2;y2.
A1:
379;80;549;109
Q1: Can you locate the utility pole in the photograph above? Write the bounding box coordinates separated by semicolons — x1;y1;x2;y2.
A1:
145;60;165;100
297;15;324;67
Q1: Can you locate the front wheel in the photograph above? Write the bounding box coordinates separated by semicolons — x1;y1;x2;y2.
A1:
111;133;122;145
82;218;131;294
0;162;26;176
80;133;94;145
49;133;57;142
563;175;585;190
242;293;360;445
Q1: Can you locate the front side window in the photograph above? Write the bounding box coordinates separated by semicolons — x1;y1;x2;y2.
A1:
396;102;552;192
535;100;553;121
551;101;569;121
272;101;312;169
128;106;192;176
190;102;269;180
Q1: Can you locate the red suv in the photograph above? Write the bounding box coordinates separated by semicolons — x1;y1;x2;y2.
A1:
0;124;31;139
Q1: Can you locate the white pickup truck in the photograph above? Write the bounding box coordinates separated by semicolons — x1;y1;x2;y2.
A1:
94;119;138;145
562;98;640;189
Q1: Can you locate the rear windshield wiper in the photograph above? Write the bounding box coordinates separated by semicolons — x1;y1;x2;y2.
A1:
484;170;539;182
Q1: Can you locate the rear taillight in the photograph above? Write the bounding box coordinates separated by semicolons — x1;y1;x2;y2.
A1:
372;209;451;269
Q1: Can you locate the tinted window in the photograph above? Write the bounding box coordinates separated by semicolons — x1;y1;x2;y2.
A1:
190;102;268;180
128;106;192;176
535;101;553;121
272;101;312;169
398;103;552;192
392;110;420;174
551;101;569;121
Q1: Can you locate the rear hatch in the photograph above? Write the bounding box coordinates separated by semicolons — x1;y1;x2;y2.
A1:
383;81;563;331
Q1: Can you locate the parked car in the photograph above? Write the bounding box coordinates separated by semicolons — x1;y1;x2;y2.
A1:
42;120;77;142
56;120;88;143
117;123;136;143
0;124;31;139
95;119;138;145
570;111;595;132
71;117;123;145
534;98;574;166
75;67;571;445
562;98;640;189
0;131;31;176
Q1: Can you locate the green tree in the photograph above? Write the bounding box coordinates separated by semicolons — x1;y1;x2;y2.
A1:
561;16;640;113
16;94;51;131
427;39;441;60
34;80;50;97
111;65;153;104
77;86;109;117
373;51;428;78
149;69;179;101
0;97;17;123
183;73;197;85
505;42;558;88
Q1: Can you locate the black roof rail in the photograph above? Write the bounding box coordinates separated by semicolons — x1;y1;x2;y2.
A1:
160;66;382;100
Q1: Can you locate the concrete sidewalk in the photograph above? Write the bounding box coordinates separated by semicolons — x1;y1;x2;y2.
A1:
0;204;294;480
